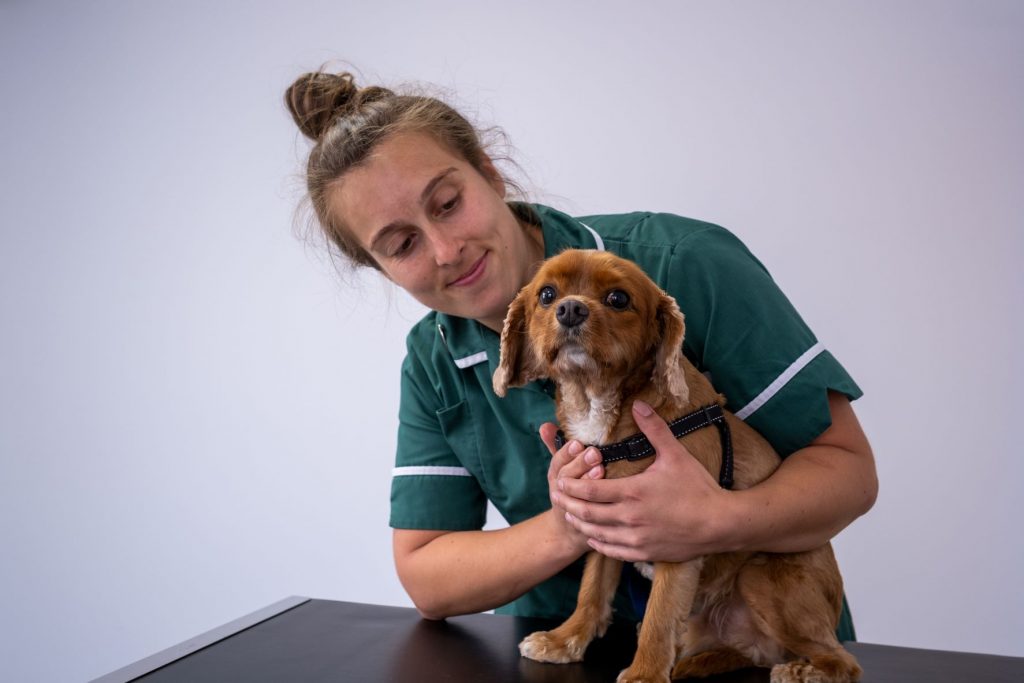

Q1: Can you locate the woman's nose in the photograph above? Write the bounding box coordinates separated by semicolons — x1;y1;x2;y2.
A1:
431;231;465;266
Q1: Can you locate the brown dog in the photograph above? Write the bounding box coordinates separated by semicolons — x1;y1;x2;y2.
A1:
493;249;861;683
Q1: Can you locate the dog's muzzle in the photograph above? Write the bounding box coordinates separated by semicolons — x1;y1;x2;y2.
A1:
556;298;589;328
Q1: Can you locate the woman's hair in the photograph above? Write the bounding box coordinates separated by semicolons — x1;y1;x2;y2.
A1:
285;70;512;271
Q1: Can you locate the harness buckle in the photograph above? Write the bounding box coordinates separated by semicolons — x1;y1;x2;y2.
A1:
626;437;650;460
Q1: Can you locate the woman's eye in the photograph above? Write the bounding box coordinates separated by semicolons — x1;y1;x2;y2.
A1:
391;235;415;257
539;286;556;307
437;194;460;215
605;290;630;310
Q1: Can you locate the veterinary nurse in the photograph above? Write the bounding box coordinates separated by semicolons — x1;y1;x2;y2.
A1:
285;71;877;637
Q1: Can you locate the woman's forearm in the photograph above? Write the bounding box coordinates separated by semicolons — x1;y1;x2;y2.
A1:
393;509;586;620
720;443;878;554
719;393;878;555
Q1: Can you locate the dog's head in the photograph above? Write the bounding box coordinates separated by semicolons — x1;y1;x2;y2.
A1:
493;249;687;403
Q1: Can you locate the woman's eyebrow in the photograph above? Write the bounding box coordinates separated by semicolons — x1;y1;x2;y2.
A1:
420;167;457;204
369;167;457;252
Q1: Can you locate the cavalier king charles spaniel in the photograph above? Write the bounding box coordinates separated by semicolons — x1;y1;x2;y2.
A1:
494;249;860;683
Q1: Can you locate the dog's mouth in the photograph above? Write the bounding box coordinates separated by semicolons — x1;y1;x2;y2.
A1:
547;326;584;357
559;324;587;341
549;340;596;373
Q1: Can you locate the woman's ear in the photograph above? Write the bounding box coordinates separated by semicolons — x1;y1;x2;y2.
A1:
493;287;542;395
653;292;689;404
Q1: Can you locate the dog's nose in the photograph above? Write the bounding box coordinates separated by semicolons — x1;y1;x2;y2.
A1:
556;299;589;328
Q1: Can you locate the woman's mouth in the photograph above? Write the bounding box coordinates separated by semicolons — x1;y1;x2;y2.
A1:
448;253;488;287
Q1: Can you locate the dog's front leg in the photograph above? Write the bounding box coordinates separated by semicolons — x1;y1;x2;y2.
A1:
617;558;704;683
519;551;623;663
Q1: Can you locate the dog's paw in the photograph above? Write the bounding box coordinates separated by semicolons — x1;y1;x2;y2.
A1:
518;630;588;663
770;661;826;683
616;667;670;683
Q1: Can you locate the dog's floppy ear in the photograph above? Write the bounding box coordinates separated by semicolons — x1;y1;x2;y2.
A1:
493;287;544;396
653;292;689;404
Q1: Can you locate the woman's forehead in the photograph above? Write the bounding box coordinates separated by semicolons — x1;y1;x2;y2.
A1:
327;132;468;242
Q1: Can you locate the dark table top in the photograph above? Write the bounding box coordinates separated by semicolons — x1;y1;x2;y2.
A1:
94;597;1024;683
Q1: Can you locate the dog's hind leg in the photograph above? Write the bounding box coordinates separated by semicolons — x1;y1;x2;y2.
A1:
617;558;704;683
736;551;862;683
519;551;623;663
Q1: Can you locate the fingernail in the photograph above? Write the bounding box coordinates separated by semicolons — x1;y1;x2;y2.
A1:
633;400;653;417
568;440;583;455
588;466;602;479
557;478;565;491
584;448;600;465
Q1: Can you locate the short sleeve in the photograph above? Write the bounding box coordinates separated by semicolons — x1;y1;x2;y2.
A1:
666;225;862;456
389;345;487;530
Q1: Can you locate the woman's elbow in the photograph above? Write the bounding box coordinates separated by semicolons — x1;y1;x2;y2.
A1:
859;463;879;517
415;606;448;621
847;443;879;520
396;572;450;620
393;529;453;620
409;591;450;621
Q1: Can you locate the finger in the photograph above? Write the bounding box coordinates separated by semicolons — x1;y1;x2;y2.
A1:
560;514;646;558
631;400;684;452
586;538;647;563
538;422;560;456
541;422;581;465
552;471;606;518
557;494;622;528
546;437;584;482
550;455;605;514
632;401;704;466
558;475;624;504
557;447;604;481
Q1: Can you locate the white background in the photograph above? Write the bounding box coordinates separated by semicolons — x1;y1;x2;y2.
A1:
1;2;1021;681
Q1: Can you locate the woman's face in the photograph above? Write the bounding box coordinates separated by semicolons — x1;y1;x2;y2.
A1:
329;132;543;332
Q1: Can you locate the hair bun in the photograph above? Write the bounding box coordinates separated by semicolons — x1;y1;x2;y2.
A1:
285;71;365;141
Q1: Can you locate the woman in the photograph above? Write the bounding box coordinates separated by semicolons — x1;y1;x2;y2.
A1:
285;71;877;638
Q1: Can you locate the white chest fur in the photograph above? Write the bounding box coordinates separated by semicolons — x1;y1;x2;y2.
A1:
634;562;655;580
561;388;620;445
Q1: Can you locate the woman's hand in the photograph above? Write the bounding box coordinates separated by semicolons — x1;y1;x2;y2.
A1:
548;392;877;564
546;401;730;564
538;423;600;558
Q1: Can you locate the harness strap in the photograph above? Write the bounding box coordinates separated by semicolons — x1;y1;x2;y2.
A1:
555;403;735;490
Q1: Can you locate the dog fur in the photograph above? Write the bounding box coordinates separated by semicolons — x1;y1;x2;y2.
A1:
493;249;861;683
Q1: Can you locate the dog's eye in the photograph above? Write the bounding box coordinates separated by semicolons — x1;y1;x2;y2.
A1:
539;286;557;307
605;290;630;310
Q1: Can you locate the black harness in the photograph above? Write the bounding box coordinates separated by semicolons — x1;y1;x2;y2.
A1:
554;403;735;490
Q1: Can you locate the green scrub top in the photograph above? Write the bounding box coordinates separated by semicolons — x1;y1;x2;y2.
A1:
389;204;862;639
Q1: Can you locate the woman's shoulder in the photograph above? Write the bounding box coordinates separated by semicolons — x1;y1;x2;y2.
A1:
576;209;733;250
404;309;438;342
401;310;442;373
401;311;485;380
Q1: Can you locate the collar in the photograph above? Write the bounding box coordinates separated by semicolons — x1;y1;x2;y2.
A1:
555;404;735;490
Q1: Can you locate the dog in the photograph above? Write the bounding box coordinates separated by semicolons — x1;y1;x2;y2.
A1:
493;249;861;683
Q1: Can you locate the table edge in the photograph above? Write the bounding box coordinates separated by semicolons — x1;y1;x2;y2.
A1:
88;595;312;683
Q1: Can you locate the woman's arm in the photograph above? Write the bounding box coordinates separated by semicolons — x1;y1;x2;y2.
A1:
394;513;573;620
550;391;877;563
721;391;877;554
393;436;594;620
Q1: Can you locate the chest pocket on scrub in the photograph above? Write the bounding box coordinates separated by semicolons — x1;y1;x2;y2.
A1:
436;400;487;488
